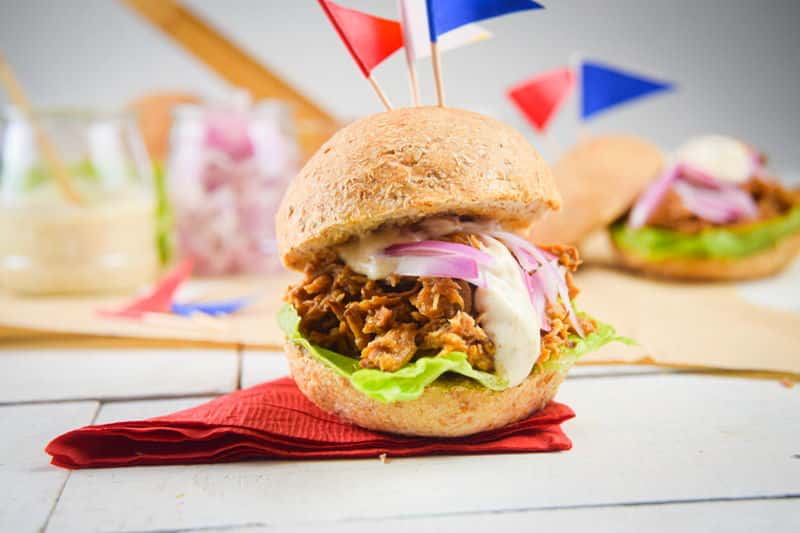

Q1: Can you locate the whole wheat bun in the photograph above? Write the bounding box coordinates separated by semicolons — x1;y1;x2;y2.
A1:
528;135;664;245
276;107;560;270
285;342;565;437
613;231;800;281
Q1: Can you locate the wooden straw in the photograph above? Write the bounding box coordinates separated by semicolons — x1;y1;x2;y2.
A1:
431;42;445;106
122;0;340;159
0;52;83;205
366;74;393;111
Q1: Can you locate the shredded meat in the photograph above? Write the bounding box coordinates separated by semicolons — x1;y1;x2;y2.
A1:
646;176;800;233
286;235;589;374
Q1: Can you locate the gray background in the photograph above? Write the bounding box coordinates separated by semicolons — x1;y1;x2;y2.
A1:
1;0;798;173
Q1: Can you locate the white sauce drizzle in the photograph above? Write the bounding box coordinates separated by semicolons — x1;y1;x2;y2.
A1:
474;236;540;387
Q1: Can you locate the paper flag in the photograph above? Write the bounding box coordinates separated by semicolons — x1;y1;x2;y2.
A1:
425;0;544;41
507;67;575;132
98;259;194;319
581;60;674;120
399;0;491;60
170;295;256;317
318;0;404;76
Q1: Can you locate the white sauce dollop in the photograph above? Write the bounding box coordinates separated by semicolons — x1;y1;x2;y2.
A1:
676;135;755;184
474;236;540;388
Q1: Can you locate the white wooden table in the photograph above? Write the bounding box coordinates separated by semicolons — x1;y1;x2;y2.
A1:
1;294;798;531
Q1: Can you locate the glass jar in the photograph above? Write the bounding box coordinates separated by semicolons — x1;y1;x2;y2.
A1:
167;101;298;275
0;108;157;294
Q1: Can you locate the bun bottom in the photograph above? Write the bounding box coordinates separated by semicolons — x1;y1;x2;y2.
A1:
612;232;800;281
285;343;565;437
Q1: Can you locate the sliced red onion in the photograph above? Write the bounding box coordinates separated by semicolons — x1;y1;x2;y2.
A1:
383;240;494;265
629;164;681;229
491;230;584;337
673;180;758;224
678;163;722;189
393;255;486;288
525;271;551;331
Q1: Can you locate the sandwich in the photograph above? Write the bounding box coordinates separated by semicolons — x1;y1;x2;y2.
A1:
611;135;800;280
275;107;625;437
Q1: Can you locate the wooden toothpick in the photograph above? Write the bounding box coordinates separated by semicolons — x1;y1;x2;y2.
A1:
366;74;393;111
0;52;82;205
431;42;445;107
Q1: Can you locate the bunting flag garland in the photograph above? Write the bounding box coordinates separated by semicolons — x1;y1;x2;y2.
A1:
507;67;575;132
317;0;404;109
581;60;674;120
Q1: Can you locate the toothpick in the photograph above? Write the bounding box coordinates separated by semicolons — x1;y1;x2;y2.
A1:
431;42;445;107
366;74;393;111
405;57;422;106
0;52;83;205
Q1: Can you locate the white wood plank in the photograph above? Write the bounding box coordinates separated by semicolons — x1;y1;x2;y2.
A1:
0;348;238;403
279;499;800;533
240;349;289;389
0;401;97;533
569;364;672;377
46;375;800;532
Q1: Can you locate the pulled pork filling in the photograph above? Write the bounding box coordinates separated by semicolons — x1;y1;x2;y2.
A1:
646;176;800;233
287;237;595;373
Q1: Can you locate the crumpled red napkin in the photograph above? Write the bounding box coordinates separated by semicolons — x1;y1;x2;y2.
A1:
46;377;574;469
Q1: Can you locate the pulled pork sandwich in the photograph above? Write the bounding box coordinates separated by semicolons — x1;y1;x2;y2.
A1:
275;107;624;437
611;135;800;280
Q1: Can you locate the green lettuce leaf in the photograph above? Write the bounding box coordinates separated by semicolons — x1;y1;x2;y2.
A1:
277;304;630;403
610;206;800;261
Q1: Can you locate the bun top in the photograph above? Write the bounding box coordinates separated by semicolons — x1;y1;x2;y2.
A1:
276;107;560;269
528;135;664;245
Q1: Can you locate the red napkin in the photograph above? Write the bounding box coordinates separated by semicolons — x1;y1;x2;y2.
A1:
46;377;574;469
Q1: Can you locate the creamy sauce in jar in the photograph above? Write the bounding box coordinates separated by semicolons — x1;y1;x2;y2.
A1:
0;187;157;294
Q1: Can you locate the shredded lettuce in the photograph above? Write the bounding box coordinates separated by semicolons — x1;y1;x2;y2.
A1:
278;304;631;403
611;206;800;261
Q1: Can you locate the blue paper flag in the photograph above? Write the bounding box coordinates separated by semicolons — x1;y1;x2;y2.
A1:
171;295;256;317
426;0;544;41
581;60;673;120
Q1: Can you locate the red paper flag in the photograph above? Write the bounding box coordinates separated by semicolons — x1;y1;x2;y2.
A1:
318;0;404;76
97;259;193;319
507;67;576;132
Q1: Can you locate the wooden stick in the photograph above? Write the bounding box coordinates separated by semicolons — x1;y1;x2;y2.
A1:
431;42;445;107
366;74;393;111
121;0;340;159
0;52;83;205
406;58;422;106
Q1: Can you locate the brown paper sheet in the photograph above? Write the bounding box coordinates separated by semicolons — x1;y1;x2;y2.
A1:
1;269;798;377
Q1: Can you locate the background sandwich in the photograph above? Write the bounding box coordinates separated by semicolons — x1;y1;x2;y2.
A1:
276;107;625;437
612;135;800;280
